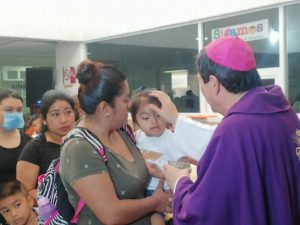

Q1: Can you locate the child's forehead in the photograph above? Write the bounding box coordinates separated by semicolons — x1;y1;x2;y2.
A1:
137;101;152;111
0;193;26;206
139;96;160;106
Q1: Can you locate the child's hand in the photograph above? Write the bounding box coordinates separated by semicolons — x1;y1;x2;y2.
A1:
146;161;165;179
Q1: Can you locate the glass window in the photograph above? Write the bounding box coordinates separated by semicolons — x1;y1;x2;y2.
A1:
20;70;26;80
87;24;200;112
203;8;279;69
0;41;55;114
7;71;18;79
262;78;275;86
286;3;300;113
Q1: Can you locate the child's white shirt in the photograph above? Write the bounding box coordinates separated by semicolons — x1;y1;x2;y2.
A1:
135;115;215;190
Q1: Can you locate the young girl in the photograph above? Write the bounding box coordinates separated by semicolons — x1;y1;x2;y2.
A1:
130;88;214;225
17;90;75;203
26;114;42;138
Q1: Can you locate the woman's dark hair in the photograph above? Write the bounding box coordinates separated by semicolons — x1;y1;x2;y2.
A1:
40;89;75;132
0;88;23;104
76;59;127;114
196;50;262;93
130;88;161;124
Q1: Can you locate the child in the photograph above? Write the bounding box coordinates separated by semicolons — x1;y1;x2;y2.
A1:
130;88;214;225
0;180;42;225
25;114;42;138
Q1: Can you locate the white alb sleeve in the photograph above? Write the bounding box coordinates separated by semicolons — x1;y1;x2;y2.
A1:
170;115;215;160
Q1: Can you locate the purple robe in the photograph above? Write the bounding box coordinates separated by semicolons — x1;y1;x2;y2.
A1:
173;85;300;225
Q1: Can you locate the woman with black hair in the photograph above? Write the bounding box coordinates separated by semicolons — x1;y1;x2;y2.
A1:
0;88;31;224
17;90;75;202
59;59;171;225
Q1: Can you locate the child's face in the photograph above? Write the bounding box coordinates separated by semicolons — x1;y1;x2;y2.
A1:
0;193;34;225
135;102;166;137
32;118;42;133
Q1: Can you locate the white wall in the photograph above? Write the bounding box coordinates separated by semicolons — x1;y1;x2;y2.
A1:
55;42;86;95
0;0;295;41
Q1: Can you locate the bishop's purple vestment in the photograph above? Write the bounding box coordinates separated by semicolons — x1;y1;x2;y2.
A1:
173;85;300;225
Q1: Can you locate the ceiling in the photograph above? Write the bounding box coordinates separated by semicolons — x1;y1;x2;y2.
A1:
0;37;56;67
0;5;299;69
0;30;290;70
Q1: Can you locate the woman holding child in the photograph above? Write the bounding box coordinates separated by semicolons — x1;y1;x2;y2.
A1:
59;59;172;225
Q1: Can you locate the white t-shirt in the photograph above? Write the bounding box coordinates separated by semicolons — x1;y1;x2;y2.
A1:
135;115;215;190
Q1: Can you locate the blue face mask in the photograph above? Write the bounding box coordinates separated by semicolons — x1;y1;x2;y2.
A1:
2;112;25;131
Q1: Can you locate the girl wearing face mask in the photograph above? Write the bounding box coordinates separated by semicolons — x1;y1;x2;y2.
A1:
16;90;75;202
0;88;31;184
0;88;32;225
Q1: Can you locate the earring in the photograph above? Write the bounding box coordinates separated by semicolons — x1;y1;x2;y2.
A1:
105;112;110;117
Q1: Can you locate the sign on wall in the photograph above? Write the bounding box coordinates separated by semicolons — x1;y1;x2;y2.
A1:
63;66;77;87
211;19;269;42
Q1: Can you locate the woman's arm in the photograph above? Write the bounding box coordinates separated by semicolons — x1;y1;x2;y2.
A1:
16;161;40;200
17;139;41;203
73;172;171;225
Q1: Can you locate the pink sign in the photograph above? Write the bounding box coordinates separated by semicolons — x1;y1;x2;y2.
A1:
63;66;77;86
